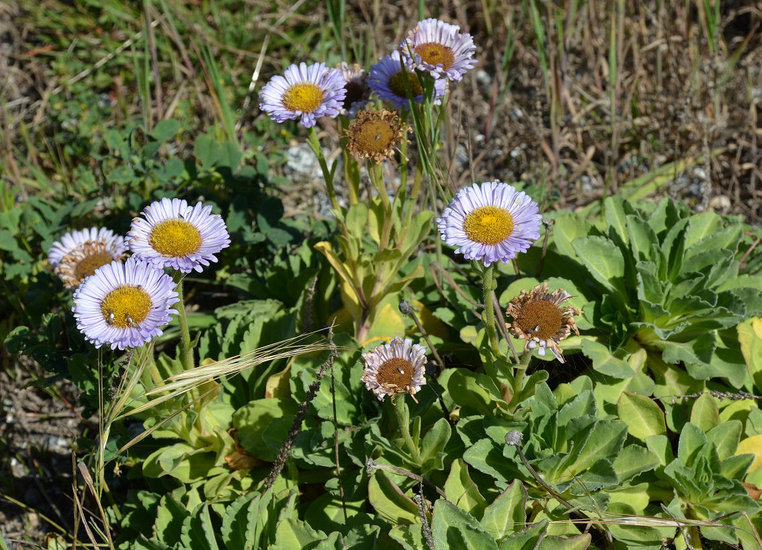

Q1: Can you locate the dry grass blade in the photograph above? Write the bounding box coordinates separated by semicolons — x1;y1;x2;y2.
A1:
116;331;332;420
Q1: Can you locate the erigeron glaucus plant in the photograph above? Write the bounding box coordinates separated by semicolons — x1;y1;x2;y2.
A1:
400;18;477;82
367;50;447;110
361;337;427;402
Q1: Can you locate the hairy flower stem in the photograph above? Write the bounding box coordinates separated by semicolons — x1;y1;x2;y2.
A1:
393;398;423;465
511;352;532;408
482;264;500;377
173;274;195;372
307;126;339;211
368;162;392;248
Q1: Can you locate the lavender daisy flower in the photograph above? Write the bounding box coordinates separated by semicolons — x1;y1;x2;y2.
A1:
337;62;370;117
73;257;179;350
48;227;127;289
259;62;346;128
367;50;447;110
128;198;230;273
437;181;542;266
361;337;427;402
400;18;476;82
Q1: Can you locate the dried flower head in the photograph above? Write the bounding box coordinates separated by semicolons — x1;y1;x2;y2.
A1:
259;62;346;128
48;227;127;289
337;62;370;116
361;337;427;402
400;18;477;82
505;282;581;363
437;181;542;266
345;109;407;163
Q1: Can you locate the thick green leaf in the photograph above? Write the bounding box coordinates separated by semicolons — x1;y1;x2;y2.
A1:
431;500;498;550
463;439;512;486
690;394;720;432
480;481;527;541
269;518;326;550
571;236;627;298
444;459;487;518
552;420;627;481
233;398;298;461
368;471;419;525
580;339;634;379
613;445;660;481
497;520;548;550
180;504;219;550
154;495;189;547
617;392;666;441
420;418;452;471
537;534;591;549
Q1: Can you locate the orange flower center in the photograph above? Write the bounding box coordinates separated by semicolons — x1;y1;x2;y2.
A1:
377;358;414;389
463;206;514;245
515;300;563;340
414;43;455;70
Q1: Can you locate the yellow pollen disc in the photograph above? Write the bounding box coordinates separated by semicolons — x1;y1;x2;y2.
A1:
100;286;152;329
149;219;202;257
415;43;455;71
463;206;514;245
377;358;414;388
388;71;424;98
282;82;324;113
516;300;563;340
74;250;114;281
356;120;395;154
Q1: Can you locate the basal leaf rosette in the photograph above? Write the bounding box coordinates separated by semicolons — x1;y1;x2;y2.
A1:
73;257;179;350
128;197;230;273
48;227;126;289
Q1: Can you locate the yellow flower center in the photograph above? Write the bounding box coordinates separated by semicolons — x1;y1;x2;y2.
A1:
100;286;152;329
463;206;514;245
388;71;424;98
377;358;414;389
415;43;455;71
282;82;324;113
149;219;202;257
515;300;563;340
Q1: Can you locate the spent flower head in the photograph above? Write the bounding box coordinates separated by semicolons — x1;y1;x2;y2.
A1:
506;282;581;363
337;62;370;117
128;198;230;273
401;18;477;82
361;337;427;402
259;62;346;128
48;227;127;290
345;109;408;163
73;257;179;350
437;181;542;266
368;50;447;110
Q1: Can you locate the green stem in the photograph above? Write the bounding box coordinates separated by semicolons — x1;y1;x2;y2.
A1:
174;274;195;372
512;351;532;403
482;264;500;357
393;398;422;464
368;162;392;249
307;126;339;211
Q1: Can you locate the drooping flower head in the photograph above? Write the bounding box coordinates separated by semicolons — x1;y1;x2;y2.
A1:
48;227;127;289
368;50;447;110
73;257;179;350
259;62;346;128
400;18;476;82
361;337;427;402
337;62;370;116
345;109;408;163
437;181;542;266
506;282;581;363
128;198;230;273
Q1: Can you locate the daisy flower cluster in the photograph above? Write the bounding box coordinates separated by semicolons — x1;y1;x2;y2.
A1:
258;18;476;129
49;198;230;350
